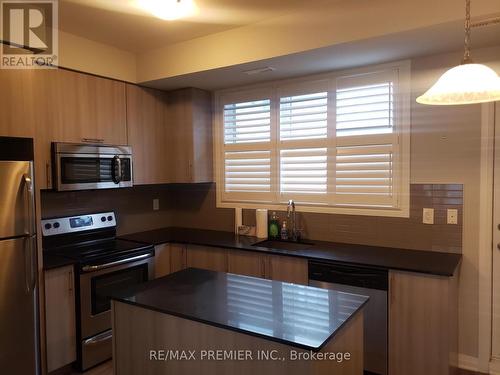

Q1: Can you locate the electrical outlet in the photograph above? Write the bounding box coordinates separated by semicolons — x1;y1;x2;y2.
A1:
153;198;160;211
447;209;458;224
422;208;434;224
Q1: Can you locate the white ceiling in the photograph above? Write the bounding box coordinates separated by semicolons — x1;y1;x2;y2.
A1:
58;0;322;52
142;20;500;91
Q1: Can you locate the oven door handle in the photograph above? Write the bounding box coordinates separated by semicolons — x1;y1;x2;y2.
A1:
82;330;112;346
81;253;152;272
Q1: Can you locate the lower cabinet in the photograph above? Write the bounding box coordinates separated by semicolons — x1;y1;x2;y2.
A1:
186;245;228;273
388;270;458;375
227;250;267;278
154;244;187;278
153;244;308;287
44;265;76;372
267;255;308;285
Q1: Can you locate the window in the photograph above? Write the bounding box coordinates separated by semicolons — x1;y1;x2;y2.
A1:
215;62;410;217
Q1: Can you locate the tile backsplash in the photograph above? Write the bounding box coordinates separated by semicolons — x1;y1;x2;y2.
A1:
41;183;463;254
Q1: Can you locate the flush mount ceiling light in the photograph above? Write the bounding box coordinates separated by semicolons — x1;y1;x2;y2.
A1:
137;0;198;21
416;0;500;105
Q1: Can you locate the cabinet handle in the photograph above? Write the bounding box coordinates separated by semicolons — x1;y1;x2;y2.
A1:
68;270;73;293
82;138;104;144
45;162;51;188
389;273;395;306
188;161;193;182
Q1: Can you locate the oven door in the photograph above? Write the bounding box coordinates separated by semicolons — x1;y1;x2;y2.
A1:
79;254;154;340
54;153;133;191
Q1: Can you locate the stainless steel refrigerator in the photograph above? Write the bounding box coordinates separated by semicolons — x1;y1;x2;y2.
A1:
0;137;40;374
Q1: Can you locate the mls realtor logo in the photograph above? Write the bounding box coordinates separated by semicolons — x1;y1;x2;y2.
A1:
1;0;58;68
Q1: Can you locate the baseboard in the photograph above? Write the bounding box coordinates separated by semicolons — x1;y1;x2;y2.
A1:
490;358;500;375
459;354;479;372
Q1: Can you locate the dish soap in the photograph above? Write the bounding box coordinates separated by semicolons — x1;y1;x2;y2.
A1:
280;221;289;240
268;212;280;239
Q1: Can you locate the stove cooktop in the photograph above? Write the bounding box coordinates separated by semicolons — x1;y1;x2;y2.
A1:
46;239;154;266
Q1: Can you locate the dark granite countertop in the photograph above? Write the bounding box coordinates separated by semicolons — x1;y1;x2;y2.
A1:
43;252;77;270
119;227;462;277
111;268;369;351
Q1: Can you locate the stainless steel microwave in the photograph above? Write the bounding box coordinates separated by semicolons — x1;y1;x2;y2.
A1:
52;142;133;191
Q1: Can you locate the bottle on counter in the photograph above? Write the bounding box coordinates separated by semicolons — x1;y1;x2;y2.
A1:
280;221;289;240
268;212;280;239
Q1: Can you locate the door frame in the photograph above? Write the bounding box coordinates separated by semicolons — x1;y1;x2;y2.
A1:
478;102;498;374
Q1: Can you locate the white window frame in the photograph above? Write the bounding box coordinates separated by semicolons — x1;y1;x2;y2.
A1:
213;61;411;217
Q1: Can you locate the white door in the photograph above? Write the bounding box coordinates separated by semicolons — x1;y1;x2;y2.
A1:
493;101;500;360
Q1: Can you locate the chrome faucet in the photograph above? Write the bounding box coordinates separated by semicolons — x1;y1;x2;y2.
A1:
287;200;298;241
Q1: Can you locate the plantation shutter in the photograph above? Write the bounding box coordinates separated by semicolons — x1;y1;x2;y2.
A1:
278;81;330;204
221;90;275;203
334;70;399;207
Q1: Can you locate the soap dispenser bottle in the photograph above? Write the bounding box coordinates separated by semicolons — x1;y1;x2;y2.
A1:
269;212;280;239
280;221;289;240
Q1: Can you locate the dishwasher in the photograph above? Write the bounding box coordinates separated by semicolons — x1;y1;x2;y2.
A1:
309;261;388;375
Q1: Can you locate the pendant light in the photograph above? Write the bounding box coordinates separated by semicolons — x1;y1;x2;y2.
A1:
416;0;500;105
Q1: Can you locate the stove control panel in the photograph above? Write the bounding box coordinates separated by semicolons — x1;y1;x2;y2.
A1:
41;212;116;236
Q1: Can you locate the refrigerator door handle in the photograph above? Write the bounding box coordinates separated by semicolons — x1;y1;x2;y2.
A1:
23;173;35;236
24;236;37;294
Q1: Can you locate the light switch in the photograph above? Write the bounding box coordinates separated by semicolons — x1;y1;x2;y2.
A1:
153;198;160;211
447;209;458;224
422;208;434;224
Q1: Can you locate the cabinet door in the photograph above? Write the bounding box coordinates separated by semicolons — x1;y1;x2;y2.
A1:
154;244;171;279
126;85;169;185
186;245;227;273
167;88;213;183
0;69;37;138
170;244;187;273
268;255;308;285
33;69;127;189
388;270;456;375
228;250;267;278
45;265;76;372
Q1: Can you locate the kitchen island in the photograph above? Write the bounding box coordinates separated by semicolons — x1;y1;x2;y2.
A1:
111;268;368;375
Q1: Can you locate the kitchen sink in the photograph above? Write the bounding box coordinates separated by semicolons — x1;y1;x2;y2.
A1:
252;239;314;251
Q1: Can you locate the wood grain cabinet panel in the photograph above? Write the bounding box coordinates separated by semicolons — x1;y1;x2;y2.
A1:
267;255;308;285
388;270;458;375
227;250;267;278
186;245;228;273
154;244;187;278
32;69;127;189
44;265;76;372
167;88;213;183
126;85;169;185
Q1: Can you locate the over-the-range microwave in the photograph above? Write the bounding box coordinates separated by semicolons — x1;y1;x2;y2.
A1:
52;142;133;191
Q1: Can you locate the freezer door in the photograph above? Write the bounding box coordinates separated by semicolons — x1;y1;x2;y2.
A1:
0;236;39;374
0;161;35;239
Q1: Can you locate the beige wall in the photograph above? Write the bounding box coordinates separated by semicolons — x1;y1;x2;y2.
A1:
58;31;137;82
136;0;500;82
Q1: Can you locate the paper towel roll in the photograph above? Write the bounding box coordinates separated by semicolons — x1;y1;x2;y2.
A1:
256;209;268;239
234;207;243;234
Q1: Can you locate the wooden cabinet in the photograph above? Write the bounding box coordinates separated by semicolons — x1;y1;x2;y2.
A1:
44;265;76;372
126;85;169;185
267;255;308;285
154;244;187;278
186;245;228;272
228;250;267;278
32;69;127;189
167;88;213;183
388;270;457;375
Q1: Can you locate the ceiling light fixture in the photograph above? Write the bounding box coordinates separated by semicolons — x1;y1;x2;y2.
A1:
416;0;500;105
138;0;198;21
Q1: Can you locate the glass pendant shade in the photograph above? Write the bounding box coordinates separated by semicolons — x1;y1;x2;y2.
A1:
416;63;500;105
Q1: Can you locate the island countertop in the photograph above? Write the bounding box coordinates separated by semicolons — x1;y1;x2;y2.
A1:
119;227;462;277
111;268;369;351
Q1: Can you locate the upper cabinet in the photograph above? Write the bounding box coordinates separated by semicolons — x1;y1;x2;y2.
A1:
126;84;169;185
33;69;127;189
167;88;213;183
